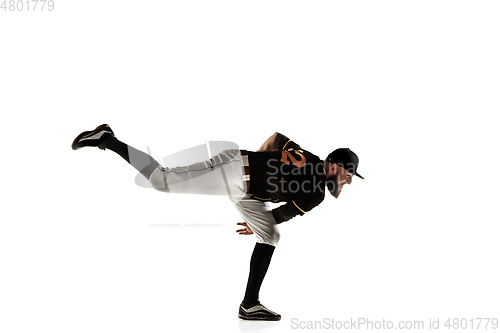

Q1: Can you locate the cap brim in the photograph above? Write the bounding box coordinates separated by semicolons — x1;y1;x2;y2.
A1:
356;172;364;180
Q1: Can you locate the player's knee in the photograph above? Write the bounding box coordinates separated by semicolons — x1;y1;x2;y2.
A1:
148;168;169;192
271;228;280;246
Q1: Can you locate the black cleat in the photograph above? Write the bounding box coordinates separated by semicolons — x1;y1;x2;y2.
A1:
238;302;281;321
71;124;114;150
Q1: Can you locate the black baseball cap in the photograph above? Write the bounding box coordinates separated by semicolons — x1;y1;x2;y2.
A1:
326;148;364;179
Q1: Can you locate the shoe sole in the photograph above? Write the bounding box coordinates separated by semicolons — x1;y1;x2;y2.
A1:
238;314;281;321
71;124;113;150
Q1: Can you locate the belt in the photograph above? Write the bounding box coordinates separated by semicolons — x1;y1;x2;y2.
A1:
240;149;250;192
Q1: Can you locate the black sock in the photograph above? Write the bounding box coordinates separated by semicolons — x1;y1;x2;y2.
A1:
104;136;160;180
242;242;275;307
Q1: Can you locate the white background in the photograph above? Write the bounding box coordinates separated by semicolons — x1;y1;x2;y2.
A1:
1;1;499;332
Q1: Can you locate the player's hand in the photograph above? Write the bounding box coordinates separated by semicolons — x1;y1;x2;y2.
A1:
236;222;253;235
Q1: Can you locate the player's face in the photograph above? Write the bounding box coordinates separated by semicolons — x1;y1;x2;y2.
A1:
328;165;354;198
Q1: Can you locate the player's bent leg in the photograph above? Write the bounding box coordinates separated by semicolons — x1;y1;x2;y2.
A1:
230;195;281;320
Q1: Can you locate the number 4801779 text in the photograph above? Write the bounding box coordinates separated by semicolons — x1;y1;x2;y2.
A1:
1;0;55;11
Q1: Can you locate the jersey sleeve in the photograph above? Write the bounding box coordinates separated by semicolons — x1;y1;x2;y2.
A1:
272;201;303;224
275;133;301;151
272;191;325;224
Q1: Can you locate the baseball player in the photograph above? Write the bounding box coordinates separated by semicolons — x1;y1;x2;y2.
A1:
72;124;364;321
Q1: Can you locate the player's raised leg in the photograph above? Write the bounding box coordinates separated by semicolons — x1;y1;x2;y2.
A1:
71;124;159;180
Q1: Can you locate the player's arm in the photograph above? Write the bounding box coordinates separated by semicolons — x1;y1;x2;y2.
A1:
272;192;324;224
272;201;304;224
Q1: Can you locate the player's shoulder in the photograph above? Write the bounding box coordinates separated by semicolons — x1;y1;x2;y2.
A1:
275;133;301;151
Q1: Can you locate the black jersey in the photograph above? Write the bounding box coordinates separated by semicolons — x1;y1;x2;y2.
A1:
247;133;326;223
